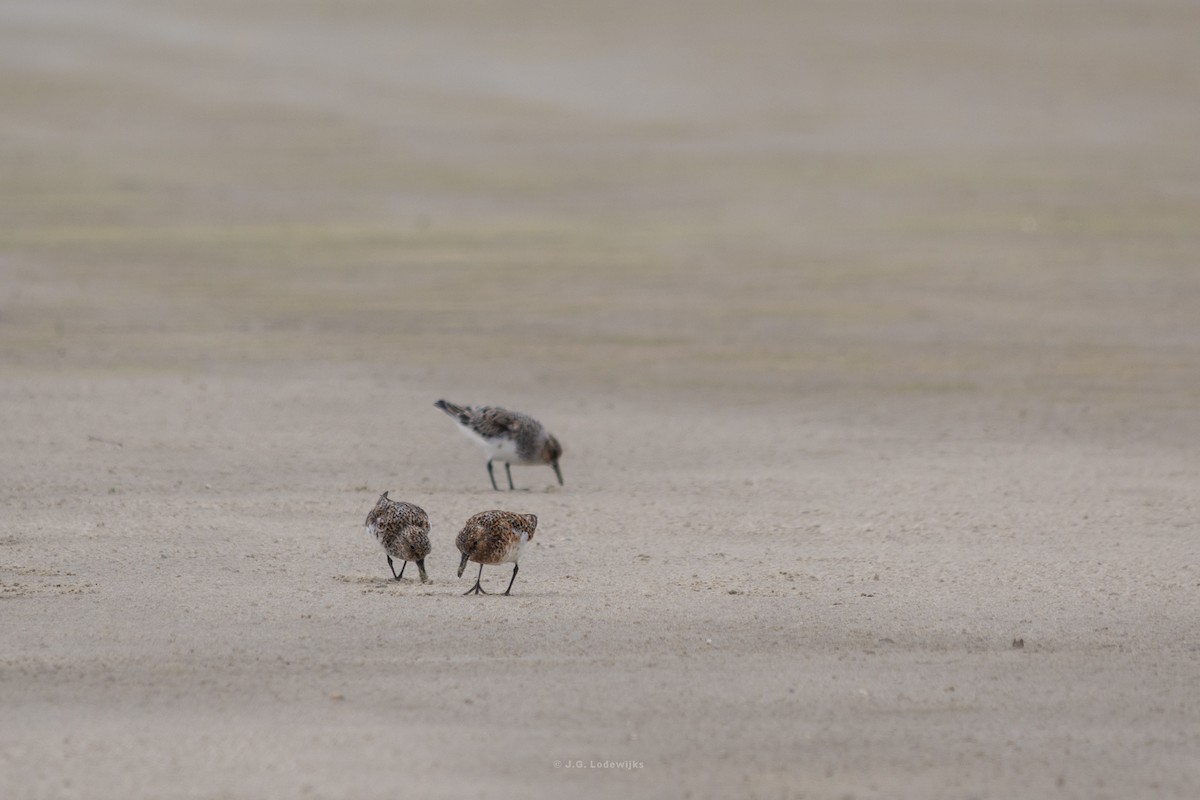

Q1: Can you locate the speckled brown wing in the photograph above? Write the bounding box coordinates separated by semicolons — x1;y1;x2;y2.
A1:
367;500;427;532
467;406;527;439
394;502;429;532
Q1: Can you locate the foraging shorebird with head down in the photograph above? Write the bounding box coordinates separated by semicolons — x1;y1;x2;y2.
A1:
434;400;563;491
456;510;538;595
364;491;432;584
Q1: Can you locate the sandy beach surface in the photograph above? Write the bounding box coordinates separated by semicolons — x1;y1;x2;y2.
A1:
2;2;1199;798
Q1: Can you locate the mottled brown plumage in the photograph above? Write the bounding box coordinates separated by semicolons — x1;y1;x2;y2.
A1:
364;491;432;584
434;399;563;490
455;510;538;595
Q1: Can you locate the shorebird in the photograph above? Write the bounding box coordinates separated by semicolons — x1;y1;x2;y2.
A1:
434;400;563;491
364;491;432;584
456;510;538;595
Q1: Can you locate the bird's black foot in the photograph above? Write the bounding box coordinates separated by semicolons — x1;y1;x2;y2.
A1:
464;562;487;594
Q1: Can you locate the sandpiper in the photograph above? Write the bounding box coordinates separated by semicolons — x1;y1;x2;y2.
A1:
456;510;538;595
434;400;563;491
364;491;432;584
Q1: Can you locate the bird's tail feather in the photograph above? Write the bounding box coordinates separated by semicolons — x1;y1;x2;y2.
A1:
435;399;467;419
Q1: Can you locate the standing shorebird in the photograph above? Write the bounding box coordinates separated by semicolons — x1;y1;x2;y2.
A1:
434;400;563;491
456;510;538;595
364;491;432;584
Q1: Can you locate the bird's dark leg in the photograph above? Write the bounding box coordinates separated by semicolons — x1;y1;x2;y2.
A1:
464;562;488;595
505;462;514;490
387;555;399;580
503;563;519;596
396;560;408;581
487;459;499;491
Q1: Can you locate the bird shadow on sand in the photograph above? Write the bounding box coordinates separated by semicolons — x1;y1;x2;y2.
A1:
332;574;428;587
331;575;563;598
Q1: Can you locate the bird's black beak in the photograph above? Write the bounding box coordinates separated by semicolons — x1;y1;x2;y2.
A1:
552;461;563;486
457;552;468;578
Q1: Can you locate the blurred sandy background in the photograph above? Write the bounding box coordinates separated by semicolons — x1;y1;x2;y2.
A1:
2;1;1199;798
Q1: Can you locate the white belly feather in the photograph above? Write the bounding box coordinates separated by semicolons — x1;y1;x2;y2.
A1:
457;423;524;462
